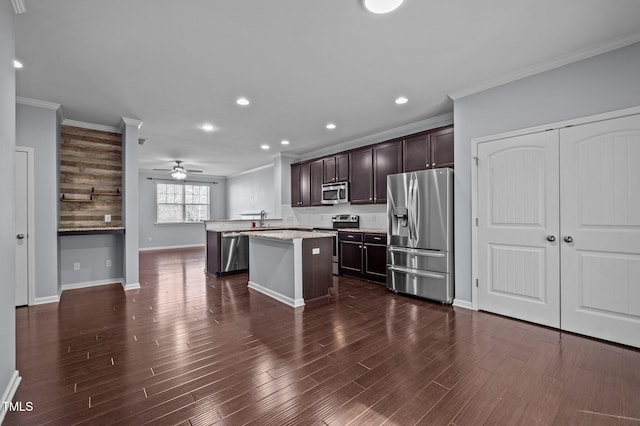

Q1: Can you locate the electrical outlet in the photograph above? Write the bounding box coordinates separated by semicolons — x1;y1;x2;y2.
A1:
73;262;80;271
312;248;320;255
104;214;111;223
106;259;112;267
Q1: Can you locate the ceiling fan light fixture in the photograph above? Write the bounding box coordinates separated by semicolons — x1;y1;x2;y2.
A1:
171;166;187;180
363;0;404;14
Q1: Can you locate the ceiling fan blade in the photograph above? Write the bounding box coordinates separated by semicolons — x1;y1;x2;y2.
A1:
186;169;203;173
153;168;172;171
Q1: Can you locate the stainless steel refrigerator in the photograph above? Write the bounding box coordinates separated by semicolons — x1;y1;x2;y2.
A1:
387;168;453;303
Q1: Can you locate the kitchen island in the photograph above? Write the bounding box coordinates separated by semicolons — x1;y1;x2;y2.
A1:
241;230;334;308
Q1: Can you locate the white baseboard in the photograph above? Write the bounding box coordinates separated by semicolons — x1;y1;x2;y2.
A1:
453;299;475;310
33;294;60;305
248;281;305;308
138;244;204;252
0;371;22;423
61;278;124;292
122;282;141;291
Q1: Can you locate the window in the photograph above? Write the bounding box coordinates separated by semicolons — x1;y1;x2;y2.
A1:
156;183;209;223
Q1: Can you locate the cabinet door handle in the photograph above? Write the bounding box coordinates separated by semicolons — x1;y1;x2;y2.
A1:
564;236;574;243
432;162;436;167
347;235;354;239
16;234;25;240
546;235;556;242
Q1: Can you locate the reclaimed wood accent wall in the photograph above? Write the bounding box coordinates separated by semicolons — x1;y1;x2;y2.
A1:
59;125;123;229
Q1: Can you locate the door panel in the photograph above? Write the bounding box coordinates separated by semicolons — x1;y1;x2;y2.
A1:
477;131;560;327
560;113;640;347
349;148;373;204
15;150;29;306
310;160;324;206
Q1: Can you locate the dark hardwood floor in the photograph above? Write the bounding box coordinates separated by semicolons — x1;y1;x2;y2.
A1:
7;247;640;425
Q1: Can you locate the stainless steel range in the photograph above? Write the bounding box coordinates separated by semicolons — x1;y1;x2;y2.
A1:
313;214;359;275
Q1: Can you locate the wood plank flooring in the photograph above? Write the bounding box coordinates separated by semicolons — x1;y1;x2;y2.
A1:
7;247;640;425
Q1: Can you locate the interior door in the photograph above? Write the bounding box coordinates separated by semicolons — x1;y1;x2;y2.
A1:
477;131;560;327
15;150;29;306
560;113;640;347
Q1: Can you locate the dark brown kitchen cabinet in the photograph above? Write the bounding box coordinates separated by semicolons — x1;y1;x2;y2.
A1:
349;142;401;205
291;162;311;207
324;154;349;183
363;234;387;280
338;231;386;283
349;148;373;204
373;141;402;204
430;126;454;168
403;126;454;172
310;159;324;206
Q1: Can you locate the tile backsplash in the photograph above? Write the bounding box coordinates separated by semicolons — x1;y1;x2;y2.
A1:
285;203;387;229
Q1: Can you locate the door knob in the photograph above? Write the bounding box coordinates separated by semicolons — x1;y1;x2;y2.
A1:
563;236;574;243
546;235;556;242
16;234;25;240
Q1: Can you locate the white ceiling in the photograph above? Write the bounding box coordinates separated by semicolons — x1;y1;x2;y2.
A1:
14;0;640;176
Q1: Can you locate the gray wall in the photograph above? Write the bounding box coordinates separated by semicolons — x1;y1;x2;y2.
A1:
226;165;275;219
139;171;226;249
453;41;640;303
59;234;123;285
16;103;60;299
0;0;17;399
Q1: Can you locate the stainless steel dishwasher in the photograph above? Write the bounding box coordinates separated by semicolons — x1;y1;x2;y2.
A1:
220;232;249;273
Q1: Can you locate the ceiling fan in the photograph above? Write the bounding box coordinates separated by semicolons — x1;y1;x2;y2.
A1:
153;160;203;180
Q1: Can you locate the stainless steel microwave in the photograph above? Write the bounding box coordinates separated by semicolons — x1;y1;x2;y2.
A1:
321;182;349;204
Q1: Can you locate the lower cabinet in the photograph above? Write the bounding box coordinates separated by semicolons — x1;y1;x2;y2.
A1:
338;231;387;283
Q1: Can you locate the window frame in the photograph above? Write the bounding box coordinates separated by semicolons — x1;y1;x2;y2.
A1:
156;182;210;224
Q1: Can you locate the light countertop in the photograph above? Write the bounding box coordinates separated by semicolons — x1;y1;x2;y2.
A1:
338;228;386;234
240;230;335;241
207;225;312;233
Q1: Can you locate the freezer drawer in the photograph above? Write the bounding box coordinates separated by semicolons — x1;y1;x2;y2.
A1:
387;265;452;303
387;246;450;273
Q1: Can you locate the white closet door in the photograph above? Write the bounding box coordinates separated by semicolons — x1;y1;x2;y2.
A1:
477;131;560;327
560;113;640;347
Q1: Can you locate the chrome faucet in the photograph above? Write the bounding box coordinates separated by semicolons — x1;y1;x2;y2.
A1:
259;210;267;227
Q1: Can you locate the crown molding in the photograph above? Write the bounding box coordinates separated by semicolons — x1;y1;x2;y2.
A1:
227;163;274;178
16;96;60;111
300;112;453;161
61;119;122;134
121;117;143;129
11;0;26;14
449;33;640;100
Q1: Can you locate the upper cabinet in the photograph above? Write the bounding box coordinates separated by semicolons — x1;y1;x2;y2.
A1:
291;125;453;207
349;148;373;204
404;126;454;172
291;162;311;207
373;141;402;204
310;159;324;206
323;154;349;183
349;140;402;205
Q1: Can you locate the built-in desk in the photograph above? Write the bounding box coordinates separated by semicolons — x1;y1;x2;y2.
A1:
241;230;334;308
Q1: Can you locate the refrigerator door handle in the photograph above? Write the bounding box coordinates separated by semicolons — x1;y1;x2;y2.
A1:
407;176;415;241
388;265;445;280
388;247;445;257
409;174;418;244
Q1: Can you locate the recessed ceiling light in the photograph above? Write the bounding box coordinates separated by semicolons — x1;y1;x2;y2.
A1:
281;140;290;145
395;96;408;105
363;0;404;14
200;123;215;132
236;97;250;106
13;60;23;69
261;144;270;150
326;123;337;130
